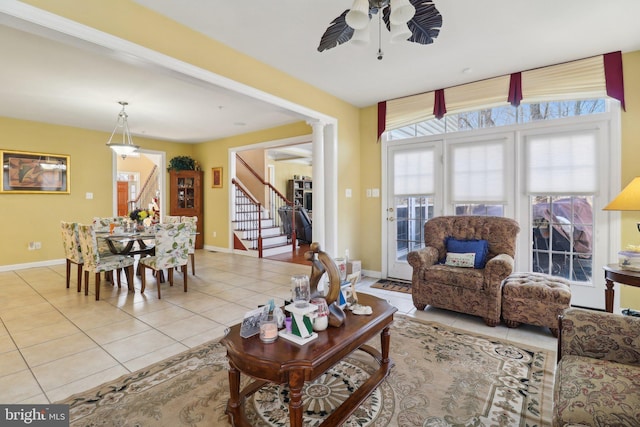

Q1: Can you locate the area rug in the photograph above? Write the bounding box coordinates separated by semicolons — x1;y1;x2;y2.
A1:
370;278;412;294
57;316;554;426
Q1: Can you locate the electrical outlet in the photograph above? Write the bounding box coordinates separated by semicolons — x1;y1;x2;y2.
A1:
35;242;42;249
28;242;35;250
345;188;352;198
372;188;380;198
366;189;372;198
213;231;217;238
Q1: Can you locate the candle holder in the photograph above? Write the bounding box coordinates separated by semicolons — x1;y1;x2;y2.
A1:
259;315;278;343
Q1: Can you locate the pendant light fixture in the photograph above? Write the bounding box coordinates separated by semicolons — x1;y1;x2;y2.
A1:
106;101;139;159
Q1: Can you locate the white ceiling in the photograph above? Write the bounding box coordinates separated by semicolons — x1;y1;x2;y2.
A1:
1;0;640;148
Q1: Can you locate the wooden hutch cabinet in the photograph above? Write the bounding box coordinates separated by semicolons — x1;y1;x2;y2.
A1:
169;170;204;248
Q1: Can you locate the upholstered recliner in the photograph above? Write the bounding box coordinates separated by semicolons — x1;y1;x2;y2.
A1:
407;216;520;326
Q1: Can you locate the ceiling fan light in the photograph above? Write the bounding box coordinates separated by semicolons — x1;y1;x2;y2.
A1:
389;0;416;25
389;22;412;43
345;0;371;30
350;27;370;46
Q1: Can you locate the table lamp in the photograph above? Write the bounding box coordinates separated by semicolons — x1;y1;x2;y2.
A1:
603;177;640;232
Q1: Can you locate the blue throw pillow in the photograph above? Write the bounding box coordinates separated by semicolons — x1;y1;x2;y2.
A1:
445;238;489;269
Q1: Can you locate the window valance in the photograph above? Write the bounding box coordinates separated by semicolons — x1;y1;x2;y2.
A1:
377;51;625;140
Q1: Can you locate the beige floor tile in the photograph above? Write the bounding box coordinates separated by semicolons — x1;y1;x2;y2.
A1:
0;370;44;403
0;350;29;377
180;323;228;348
0;333;17;354
123;342;189;372
31;347;119;392
102;329;178;362
156;314;223;342
20;332;98;367
84;318;153;345
10;320;81;349
136;305;194;328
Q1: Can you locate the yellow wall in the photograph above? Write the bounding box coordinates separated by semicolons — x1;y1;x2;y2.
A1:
0;117;193;266
269;161;313;197
619;51;640;309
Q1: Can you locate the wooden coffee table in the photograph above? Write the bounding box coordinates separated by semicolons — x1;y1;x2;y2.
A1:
221;293;397;427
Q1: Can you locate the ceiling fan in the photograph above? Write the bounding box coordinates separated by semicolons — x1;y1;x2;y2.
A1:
318;0;443;60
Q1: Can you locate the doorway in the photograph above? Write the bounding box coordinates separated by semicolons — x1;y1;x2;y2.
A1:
113;150;165;220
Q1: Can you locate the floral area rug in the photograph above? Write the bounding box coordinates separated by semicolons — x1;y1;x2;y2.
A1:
57;316;554;426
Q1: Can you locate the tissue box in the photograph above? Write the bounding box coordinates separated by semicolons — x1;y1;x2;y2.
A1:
618;251;640;271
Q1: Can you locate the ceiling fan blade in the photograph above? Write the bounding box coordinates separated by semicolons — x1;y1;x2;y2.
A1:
317;10;355;52
406;0;443;45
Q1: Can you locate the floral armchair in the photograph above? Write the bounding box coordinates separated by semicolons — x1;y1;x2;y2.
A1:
553;308;640;427
407;216;520;326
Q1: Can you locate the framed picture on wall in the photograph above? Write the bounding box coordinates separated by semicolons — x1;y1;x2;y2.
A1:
0;150;70;194
212;167;223;188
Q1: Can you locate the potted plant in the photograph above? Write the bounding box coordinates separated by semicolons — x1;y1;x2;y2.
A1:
167;156;199;172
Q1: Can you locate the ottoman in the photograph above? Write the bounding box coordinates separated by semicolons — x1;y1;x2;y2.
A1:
501;272;571;337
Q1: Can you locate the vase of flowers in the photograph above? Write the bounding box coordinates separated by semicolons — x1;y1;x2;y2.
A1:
129;208;154;231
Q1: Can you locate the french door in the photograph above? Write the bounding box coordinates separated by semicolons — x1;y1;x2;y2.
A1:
385;141;441;280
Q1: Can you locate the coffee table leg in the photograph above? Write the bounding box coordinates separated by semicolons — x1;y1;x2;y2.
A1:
380;325;391;366
226;361;242;426
288;369;305;427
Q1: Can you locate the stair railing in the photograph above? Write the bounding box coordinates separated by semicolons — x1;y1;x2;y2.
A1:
232;178;263;257
129;165;159;211
235;156;296;254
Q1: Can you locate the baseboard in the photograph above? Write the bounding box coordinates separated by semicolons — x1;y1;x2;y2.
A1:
0;258;65;272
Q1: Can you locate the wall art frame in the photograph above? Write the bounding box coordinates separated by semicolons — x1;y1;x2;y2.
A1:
212;167;223;188
1;149;70;194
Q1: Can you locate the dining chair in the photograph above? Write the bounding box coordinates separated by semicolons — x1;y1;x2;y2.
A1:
139;223;190;299
181;216;197;275
164;215;181;224
77;224;135;301
60;221;83;292
92;216;127;254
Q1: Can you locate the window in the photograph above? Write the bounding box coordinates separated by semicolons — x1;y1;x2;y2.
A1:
387;99;606;140
384;98;613;287
393;148;436;259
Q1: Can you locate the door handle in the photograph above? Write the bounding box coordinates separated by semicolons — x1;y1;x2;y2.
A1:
388;216;395;222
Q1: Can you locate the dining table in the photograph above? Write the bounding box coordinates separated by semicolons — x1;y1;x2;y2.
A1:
97;230;156;257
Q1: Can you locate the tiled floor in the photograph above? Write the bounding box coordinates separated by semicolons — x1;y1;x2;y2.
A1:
0;250;557;404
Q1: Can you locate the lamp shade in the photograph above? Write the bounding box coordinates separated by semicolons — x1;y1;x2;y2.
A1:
350;27;370;46
346;0;371;30
390;22;412;43
603;177;640;211
389;0;416;25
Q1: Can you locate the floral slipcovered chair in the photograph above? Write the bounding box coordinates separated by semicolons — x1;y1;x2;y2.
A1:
163;215;181;224
139;223;190;299
180;216;197;275
60;221;83;292
77;224;135;301
407;216;520;326
92;216;127;254
553;308;640;427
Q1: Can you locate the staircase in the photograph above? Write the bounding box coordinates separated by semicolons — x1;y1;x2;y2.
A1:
232;191;292;257
231;155;296;258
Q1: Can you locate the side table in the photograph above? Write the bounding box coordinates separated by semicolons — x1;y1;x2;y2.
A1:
603;264;640;312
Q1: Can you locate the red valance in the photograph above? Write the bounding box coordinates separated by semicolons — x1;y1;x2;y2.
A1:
508;72;523;107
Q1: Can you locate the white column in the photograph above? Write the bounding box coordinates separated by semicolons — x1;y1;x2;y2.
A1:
309;120;325;248
323;123;338;257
